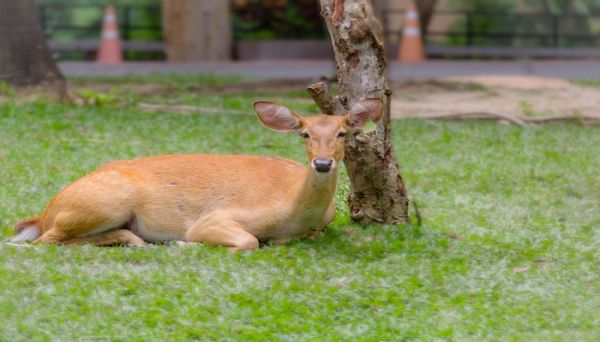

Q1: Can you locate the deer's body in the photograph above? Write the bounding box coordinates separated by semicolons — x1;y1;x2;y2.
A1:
11;99;382;250
37;154;335;245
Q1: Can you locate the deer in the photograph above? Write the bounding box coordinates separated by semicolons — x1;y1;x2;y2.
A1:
10;98;383;251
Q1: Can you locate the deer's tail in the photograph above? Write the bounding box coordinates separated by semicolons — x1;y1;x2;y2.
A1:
10;217;42;242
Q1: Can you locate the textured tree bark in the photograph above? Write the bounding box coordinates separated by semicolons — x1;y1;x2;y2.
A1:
161;0;232;61
310;0;408;224
0;0;66;98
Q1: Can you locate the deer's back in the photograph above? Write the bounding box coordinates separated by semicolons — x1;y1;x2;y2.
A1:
100;154;305;201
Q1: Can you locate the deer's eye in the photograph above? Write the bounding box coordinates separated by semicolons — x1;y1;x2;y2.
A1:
300;132;310;139
337;132;347;138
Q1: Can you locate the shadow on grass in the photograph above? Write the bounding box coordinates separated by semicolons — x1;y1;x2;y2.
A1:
275;223;452;263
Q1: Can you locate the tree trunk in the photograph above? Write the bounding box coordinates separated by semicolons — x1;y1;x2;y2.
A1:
416;0;439;39
309;0;408;224
0;0;66;98
161;0;232;61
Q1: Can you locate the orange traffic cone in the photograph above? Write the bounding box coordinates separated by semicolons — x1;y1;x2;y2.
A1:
397;2;424;63
97;5;123;64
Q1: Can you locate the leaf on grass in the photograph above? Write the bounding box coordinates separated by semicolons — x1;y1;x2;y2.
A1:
513;266;529;273
443;231;464;240
585;284;594;294
343;228;356;236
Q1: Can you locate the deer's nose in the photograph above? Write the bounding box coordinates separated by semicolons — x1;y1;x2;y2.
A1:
312;159;334;173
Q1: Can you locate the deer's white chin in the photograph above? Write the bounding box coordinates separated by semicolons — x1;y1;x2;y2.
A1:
311;166;337;179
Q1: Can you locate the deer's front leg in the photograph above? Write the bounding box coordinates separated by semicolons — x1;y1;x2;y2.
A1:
185;212;259;252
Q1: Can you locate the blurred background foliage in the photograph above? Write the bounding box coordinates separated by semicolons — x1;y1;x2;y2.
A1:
231;0;325;39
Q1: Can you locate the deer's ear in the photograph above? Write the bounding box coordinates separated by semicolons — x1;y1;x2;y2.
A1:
253;101;302;132
346;98;383;129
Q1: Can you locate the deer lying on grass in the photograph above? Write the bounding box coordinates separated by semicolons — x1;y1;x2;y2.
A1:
11;98;382;251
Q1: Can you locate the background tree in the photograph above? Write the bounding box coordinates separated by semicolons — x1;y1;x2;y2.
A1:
161;0;232;61
416;0;439;39
0;0;66;98
368;0;439;42
309;0;408;224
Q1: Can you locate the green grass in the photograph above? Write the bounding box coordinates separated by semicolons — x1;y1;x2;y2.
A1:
1;78;599;340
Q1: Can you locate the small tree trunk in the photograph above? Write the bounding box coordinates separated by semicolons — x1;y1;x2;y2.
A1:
309;0;408;224
416;0;439;39
0;0;66;98
161;0;232;61
369;0;387;23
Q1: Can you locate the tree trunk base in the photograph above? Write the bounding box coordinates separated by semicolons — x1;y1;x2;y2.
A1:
2;84;68;102
0;0;66;99
345;134;408;224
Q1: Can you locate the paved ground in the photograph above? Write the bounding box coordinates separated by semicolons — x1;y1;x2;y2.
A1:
59;60;600;81
391;75;600;120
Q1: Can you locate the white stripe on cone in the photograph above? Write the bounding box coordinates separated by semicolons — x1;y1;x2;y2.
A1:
405;11;418;20
403;27;421;36
102;31;118;39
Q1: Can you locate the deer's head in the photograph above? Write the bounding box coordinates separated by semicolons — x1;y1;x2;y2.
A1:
254;98;383;174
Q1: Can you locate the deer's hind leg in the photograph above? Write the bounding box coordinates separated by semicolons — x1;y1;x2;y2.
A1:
35;170;144;246
35;205;140;246
59;229;145;246
37;216;145;247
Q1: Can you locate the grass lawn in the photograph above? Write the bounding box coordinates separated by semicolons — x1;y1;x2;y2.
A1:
0;77;599;340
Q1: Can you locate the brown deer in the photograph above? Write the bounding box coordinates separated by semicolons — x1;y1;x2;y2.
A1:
11;99;382;251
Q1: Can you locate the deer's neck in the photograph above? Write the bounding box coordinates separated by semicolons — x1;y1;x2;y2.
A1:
292;167;338;212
